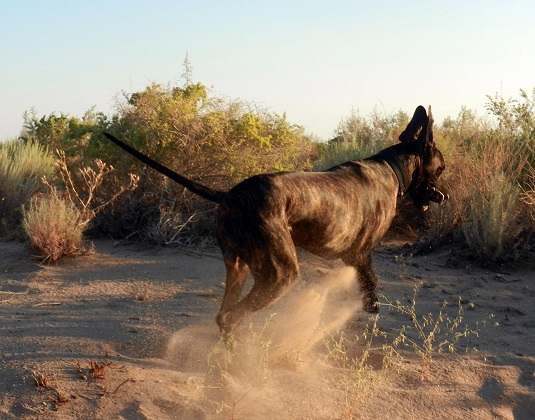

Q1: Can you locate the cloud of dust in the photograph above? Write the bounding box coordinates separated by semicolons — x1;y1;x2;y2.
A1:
165;266;364;418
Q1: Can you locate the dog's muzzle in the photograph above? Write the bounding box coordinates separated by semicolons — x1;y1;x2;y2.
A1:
428;186;449;204
421;187;449;211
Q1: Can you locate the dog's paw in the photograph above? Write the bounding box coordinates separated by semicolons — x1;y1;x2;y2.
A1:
363;293;379;313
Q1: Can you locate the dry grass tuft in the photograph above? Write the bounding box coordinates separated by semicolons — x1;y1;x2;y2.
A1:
427;134;530;261
462;174;521;261
521;164;535;220
32;371;50;390
90;360;112;380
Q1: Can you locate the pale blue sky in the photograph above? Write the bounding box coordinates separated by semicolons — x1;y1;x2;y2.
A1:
1;1;534;140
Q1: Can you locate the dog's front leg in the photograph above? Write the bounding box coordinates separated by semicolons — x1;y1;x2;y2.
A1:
343;253;379;313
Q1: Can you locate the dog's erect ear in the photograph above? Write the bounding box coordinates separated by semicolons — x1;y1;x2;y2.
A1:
399;105;427;144
425;105;434;148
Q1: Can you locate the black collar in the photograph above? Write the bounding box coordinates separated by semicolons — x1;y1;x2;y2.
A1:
370;147;410;196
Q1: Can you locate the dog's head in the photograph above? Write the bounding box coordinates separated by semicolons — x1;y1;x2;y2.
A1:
400;105;448;211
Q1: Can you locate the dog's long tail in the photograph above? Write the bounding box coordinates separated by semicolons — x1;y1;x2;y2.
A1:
103;133;227;203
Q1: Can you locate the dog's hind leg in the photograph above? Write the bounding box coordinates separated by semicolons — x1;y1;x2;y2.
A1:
216;250;250;329
216;246;299;335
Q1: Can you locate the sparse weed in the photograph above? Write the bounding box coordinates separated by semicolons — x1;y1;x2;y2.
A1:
320;284;482;416
323;316;395;419
394;252;414;278
206;318;275;417
382;291;478;366
176;280;485;419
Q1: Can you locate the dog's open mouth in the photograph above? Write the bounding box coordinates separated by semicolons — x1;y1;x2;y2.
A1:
417;187;449;211
429;187;449;205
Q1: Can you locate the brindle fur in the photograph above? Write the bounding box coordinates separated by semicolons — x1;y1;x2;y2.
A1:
104;105;447;334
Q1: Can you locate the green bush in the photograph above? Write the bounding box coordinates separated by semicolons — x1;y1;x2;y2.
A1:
86;82;316;241
22;81;317;243
98;83;315;182
23;107;101;163
0;139;55;237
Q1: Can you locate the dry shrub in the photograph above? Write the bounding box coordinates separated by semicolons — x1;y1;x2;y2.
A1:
424;153;471;242
462;174;521;261
23;188;84;262
53;151;139;228
521;164;535;220
32;371;50;389
90;360;110;380
22;152;138;262
461;139;527;261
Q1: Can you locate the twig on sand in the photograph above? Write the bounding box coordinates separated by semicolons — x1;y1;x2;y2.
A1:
112;379;136;394
33;302;62;307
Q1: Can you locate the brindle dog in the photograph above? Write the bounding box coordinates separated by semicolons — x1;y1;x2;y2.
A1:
103;105;448;334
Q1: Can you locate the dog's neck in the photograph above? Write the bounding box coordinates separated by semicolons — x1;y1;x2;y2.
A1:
369;144;421;196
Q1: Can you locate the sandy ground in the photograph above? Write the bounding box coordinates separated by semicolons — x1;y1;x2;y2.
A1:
1;238;534;419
